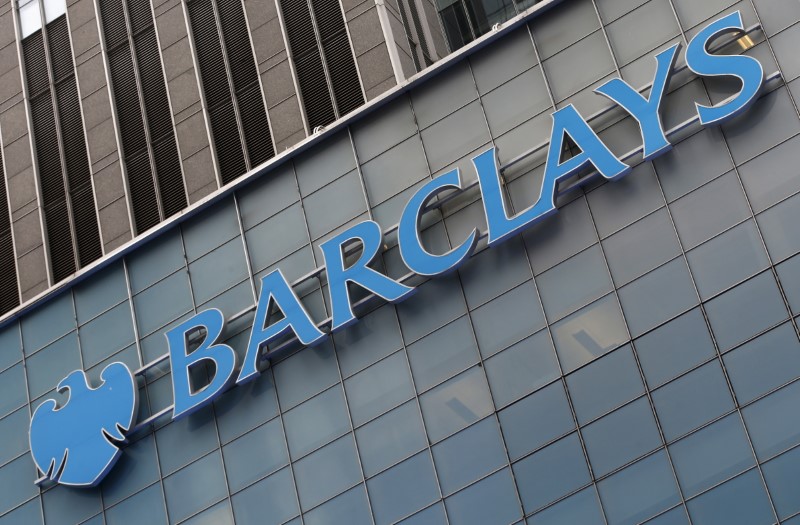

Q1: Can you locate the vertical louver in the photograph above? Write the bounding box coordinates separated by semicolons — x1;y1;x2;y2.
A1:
187;0;274;185
0;144;18;314
399;0;433;71
99;0;187;235
23;16;102;283
279;0;364;130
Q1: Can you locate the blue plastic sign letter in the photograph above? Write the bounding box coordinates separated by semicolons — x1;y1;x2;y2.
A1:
320;220;416;331
29;362;138;487
477;105;629;246
398;169;478;276
595;43;680;160
686;11;764;125
167;308;237;420
237;269;326;384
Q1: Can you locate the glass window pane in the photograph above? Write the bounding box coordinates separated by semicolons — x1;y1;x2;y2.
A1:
79;302;135;368
525;195;598;275
588;163;665;239
126;229;185;293
530;486;605;525
705;271;788;352
669;414;755;497
356;401;428;477
273;341;340;410
284;386;350;459
189;238;249;304
293;435;361;511
776;254;800;315
444;468;522;525
419;101;491;172
411;62;477;129
460;238;533;309
724;322;800;404
368;452;439;525
0;363;26;420
644;506;690;525
758;190;800;263
26;332;80;401
0;323;21;375
398;502;447;525
602;208;681;286
215;369;279;444
485;329;559;408
396;275;468;344
597;451;681;525
552;294;629;373
538;245;613;322
133;271;192;336
618;257;698;337
654;128;732;202
182;500;233;525
0;455;38;516
433;417;507;495
335;304;404;377
542;30;615;101
634;308;716;388
231;467;299;525
687;220;770;300
472;281;546;359
419;366;494;443
163;451;227;524
73;261;127;324
498;380;575;461
669;172;750;250
686;470;775;525
651;361;734;442
42;479;102;525
739;130;800;213
237;164;299;230
582;397;662;477
155;406;220;476
21;292;75;356
514;433;591;513
345;351;414;427
101;435;160;508
304;171;368;240
182;199;240;261
407;317;480;392
361;135;429;206
743;380;800;460
567;345;644;425
303;485;372;525
762;446;800;519
223;418;288;493
105;483;167;525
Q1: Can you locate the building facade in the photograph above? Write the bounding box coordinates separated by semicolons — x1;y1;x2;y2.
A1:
1;0;800;524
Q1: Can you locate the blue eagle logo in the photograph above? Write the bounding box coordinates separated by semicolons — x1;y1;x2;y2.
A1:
29;362;138;487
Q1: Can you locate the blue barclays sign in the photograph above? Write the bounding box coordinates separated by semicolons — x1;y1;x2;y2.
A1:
30;11;772;487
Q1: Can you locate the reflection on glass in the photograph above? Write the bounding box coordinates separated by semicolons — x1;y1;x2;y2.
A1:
19;0;42;38
552;294;628;373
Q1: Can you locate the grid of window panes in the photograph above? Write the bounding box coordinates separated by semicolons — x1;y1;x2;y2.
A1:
2;0;800;523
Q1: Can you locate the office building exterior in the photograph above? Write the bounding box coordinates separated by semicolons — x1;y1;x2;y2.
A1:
1;0;800;523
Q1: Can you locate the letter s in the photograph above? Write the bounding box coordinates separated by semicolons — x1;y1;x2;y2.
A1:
686;11;764;126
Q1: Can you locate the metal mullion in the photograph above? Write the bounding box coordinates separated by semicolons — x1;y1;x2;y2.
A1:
209;0;253;172
305;0;340;119
37;15;81;274
118;0;167;224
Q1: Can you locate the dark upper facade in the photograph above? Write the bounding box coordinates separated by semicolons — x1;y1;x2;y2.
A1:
0;0;546;319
